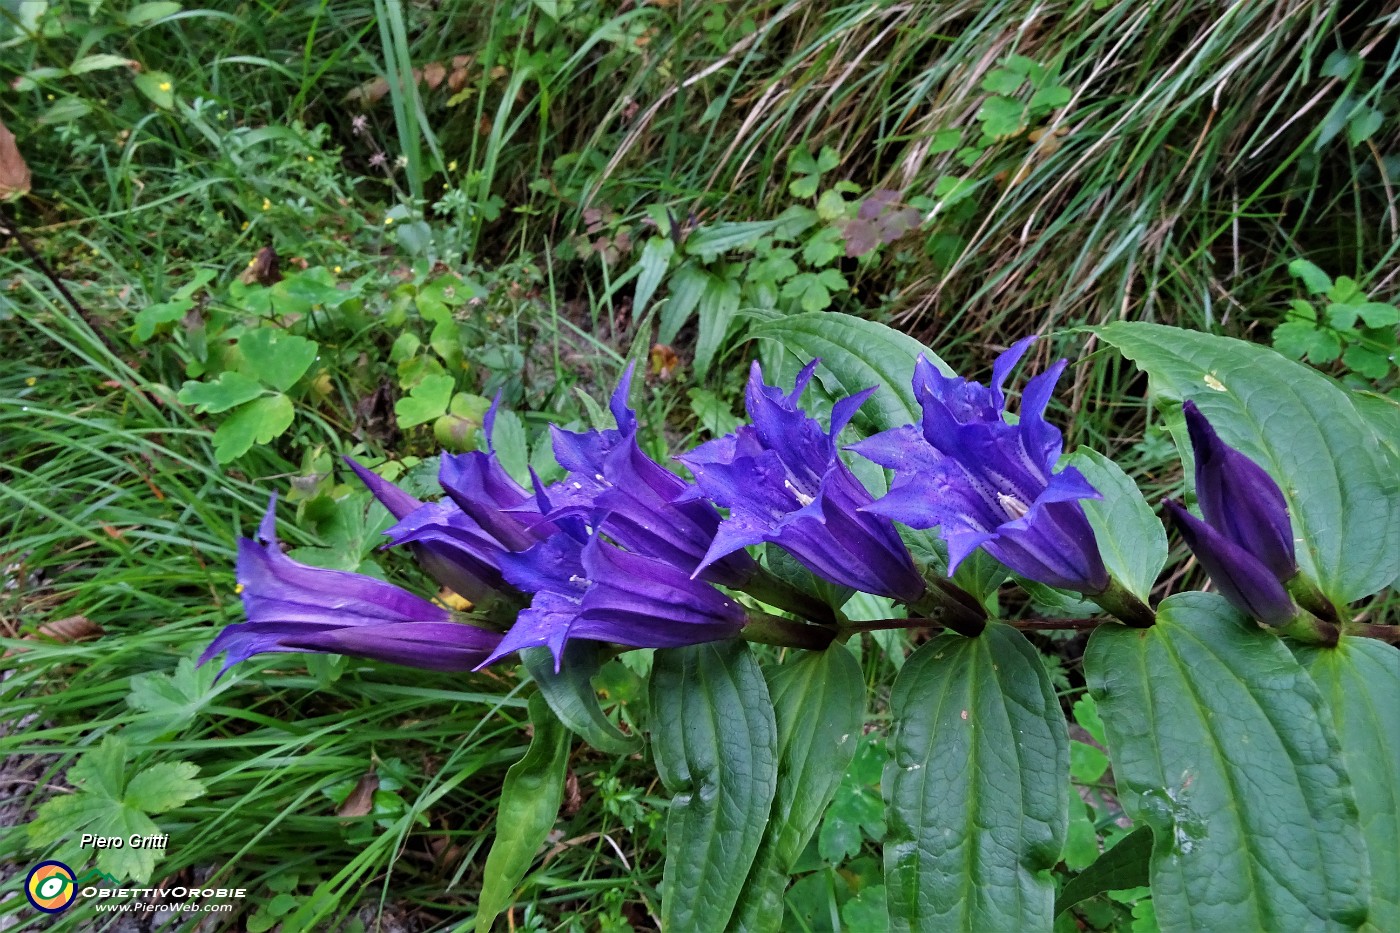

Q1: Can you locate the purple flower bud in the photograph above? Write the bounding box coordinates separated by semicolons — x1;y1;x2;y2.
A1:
1164;401;1299;625
678;361;925;602
199;497;501;675
853;337;1109;594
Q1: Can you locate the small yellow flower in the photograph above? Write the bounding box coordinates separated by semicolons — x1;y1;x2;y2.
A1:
25;376;37;386
241;221;250;230
384;216;395;226
306;155;315;163
235;583;245;595
248;257;257;267
333;265;342;274
447;159;458;172
158;81;172;92
261;198;271;211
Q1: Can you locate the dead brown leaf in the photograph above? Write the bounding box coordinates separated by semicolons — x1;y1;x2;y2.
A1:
238;246;282;286
0;117;31;201
336;771;379;818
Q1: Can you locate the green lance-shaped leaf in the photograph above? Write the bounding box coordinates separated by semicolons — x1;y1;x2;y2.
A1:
1085;593;1369;932
1055;825;1153;917
650;641;779;932
1298;637;1400;931
523;643;640;756
749;311;953;434
884;624;1069;932
1099;321;1400;604
475;693;570;932
730;645;866;931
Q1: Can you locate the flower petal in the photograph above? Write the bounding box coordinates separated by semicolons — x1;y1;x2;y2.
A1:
1166;500;1295;625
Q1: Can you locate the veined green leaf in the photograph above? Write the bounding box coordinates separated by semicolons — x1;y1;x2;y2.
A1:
1068;447;1165;601
1100;322;1400;604
1298;638;1400;932
651;641;778;932
1056;825;1153;917
475;693;570;932
693;273;741;378
730;645;865;931
749;311;952;434
523;643;640;756
884;624;1068;932
1085;593;1368;931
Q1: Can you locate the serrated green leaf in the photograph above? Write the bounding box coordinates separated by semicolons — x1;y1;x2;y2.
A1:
1085;593;1368;931
523;643;640;756
801;227;845;266
177;371;264;413
97;807;165;882
125;761;205;814
693;272;741;378
238;328;318;392
1356;302;1400;328
1100;322;1400;604
1068;448;1165;601
1298;638;1400;931
730;646;865;931
395;373;454;429
1072;693;1107;746
213;394;294;462
489;407;530;487
1030;84;1072;110
1344;344;1392;380
68;735;130;801
978;96;1026;138
748;311;952;435
982;68;1024;94
651;641;778;932
815;146;840;173
125;657;219;742
1288;258;1333;295
476;693;570;932
1056;826;1153;916
789;174;820;199
1070;740;1109;783
884;625;1068;932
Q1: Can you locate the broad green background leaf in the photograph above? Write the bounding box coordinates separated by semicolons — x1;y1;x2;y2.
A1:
1085;593;1368;931
177;371;264;414
1068;447;1166;601
650;641;778;932
750;311;951;434
238;328;318;393
1056;825;1153;917
884;624;1068;932
1100;322;1400;603
523;643;640;756
1298;638;1400;932
476;693;570;932
394;373;454;429
213;393;294;462
133;70;175;108
731;645;865;931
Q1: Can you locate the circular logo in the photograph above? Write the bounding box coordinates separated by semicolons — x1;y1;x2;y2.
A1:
25;861;77;913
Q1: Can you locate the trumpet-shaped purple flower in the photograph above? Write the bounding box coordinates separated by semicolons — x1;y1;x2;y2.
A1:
546;366;756;587
678;361;925;602
479;531;747;669
1163;401;1297;625
854;338;1109;593
199;497;502;675
346;457;510;603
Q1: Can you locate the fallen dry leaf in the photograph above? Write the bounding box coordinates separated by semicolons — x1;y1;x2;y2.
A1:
336;771;379;818
0;117;31;201
238;245;282;285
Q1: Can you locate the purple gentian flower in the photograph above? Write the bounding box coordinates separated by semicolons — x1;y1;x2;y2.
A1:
854;337;1109;594
346;457;511;604
1163;401;1297;625
547;365;756;587
479;532;747;670
677;361;925;602
199;497;502;675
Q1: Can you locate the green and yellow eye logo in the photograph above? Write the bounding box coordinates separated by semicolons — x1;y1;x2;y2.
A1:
25;861;77;913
